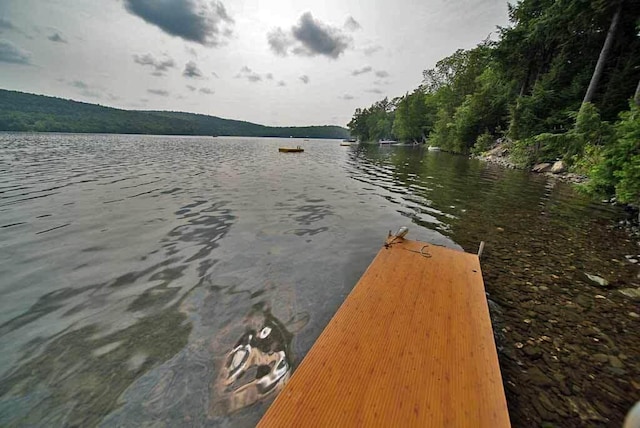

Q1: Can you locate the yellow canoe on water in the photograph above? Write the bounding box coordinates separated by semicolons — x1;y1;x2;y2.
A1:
258;234;510;427
278;147;304;153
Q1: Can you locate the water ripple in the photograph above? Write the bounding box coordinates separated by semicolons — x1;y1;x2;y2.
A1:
0;134;632;427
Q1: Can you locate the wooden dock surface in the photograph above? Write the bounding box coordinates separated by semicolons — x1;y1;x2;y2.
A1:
258;239;510;427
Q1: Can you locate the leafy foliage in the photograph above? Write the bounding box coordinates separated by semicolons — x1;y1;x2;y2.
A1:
347;0;640;205
582;103;640;204
347;98;395;141
472;131;494;155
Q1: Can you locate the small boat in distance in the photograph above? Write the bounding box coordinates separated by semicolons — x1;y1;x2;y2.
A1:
379;139;398;145
279;147;304;153
428;146;441;151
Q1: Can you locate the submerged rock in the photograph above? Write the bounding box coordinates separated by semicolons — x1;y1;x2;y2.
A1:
593;354;609;363
526;366;553;386
609;356;624;369
566;397;605;422
584;273;609;287
619;288;640;300
524;345;543;359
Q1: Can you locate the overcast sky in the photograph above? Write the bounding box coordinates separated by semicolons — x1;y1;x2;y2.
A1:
0;0;509;127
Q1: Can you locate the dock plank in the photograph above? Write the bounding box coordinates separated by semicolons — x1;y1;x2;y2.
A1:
258;239;510;427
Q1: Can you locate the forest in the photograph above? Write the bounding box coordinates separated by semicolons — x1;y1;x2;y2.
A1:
347;0;640;205
0;90;350;139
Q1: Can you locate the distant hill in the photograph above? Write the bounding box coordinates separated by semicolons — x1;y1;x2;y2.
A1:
0;89;350;139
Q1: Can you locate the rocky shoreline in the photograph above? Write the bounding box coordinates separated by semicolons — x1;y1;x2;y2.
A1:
464;142;640;426
473;142;589;184
474;142;639;234
482;235;640;427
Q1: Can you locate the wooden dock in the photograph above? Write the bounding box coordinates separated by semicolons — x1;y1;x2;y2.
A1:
258;238;510;427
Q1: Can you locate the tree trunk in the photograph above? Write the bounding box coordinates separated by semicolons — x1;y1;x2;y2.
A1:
582;3;623;104
635;78;640;106
519;64;531;97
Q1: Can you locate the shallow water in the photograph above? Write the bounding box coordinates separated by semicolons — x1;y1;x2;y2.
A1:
0;134;637;427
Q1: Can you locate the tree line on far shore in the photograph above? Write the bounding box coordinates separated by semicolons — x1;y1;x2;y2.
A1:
0;90;350;139
347;0;639;206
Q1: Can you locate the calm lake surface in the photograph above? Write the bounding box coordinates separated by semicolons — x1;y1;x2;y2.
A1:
0;133;637;427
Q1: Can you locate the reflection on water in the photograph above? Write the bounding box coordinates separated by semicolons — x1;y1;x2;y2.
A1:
0;305;191;427
210;302;305;417
0;134;635;426
345;144;639;426
0;134;236;426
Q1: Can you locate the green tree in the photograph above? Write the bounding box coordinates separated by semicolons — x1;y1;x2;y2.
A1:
584;103;640;205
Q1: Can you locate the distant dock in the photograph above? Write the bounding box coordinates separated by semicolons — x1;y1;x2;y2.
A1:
259;238;510;427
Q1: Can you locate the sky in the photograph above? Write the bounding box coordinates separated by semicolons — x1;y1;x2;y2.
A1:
0;0;510;127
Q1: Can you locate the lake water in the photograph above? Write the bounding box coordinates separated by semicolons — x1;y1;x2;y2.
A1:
0;134;638;427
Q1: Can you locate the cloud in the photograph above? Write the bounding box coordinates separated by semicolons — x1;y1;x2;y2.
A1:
81;90;101;98
0;39;31;64
340;94;354;100
344;16;361;31
299;75;309;84
70;80;88;90
277;80;286;87
65;79;102;98
48;32;67;43
366;88;383;94
183;60;202;78
0;19;31;39
236;66;263;82
0;18;16;32
374;79;391;86
267;28;292;56
123;0;234;46
199;87;214;94
375;70;389;78
265;73;273;80
267;12;351;59
351;66;372;76
186;85;196;91
291;13;350;58
211;71;219;78
363;45;382;56
133;53;176;76
148;89;170;96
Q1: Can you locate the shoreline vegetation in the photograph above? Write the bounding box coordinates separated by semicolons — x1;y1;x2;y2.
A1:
0;89;350;140
347;0;639;211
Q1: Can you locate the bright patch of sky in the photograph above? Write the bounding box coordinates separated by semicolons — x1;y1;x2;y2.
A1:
0;0;509;126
